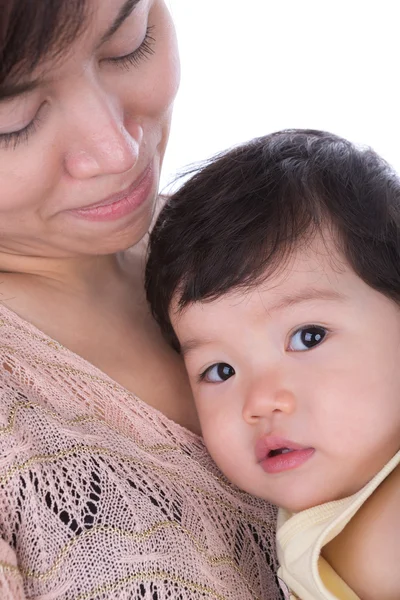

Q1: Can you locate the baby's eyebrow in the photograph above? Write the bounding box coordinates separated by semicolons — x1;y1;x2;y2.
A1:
180;290;346;355
265;288;347;314
180;338;215;358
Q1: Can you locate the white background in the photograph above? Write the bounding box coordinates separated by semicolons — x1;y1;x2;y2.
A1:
162;0;399;190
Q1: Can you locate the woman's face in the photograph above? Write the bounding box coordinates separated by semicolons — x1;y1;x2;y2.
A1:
0;0;180;259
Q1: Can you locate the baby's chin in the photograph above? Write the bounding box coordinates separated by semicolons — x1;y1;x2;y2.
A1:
269;487;357;514
236;481;348;514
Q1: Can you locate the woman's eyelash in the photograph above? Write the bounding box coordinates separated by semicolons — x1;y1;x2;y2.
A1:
0;113;42;151
108;26;156;69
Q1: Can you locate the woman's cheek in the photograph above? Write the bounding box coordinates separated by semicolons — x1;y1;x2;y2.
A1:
0;144;55;215
139;1;180;115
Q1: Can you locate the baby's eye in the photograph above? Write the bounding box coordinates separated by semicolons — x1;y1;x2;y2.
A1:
288;325;327;351
200;363;235;383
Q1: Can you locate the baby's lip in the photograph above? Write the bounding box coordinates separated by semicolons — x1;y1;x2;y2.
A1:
255;435;312;462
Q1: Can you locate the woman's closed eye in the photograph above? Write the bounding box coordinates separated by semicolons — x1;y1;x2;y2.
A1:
0;104;45;151
106;26;156;69
288;325;328;352
199;362;236;384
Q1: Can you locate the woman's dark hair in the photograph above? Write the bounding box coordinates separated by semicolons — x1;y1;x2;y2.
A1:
145;129;400;351
0;0;87;97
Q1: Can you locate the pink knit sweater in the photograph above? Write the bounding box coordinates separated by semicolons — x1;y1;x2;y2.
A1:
0;303;281;600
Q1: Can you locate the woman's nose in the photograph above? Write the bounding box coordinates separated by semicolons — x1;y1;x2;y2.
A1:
242;376;296;425
63;92;142;180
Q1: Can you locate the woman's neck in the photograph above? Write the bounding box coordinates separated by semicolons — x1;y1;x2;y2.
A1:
0;252;123;291
0;246;200;435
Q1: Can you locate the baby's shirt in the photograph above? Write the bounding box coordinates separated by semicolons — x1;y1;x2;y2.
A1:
276;450;400;600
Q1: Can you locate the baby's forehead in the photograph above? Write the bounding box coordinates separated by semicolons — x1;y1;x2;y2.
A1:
169;234;350;316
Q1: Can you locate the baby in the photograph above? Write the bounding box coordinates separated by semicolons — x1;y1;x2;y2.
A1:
145;130;400;600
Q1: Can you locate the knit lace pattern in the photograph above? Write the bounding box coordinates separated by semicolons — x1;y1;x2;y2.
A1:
0;303;282;600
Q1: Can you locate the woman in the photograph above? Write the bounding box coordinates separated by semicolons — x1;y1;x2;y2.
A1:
0;1;281;598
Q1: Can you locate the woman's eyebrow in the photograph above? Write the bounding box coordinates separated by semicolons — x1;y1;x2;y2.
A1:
99;0;142;46
0;79;43;102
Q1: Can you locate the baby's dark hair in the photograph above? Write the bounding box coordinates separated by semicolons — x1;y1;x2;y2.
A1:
145;129;400;351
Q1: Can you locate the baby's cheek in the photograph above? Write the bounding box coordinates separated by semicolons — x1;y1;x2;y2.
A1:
196;405;222;443
201;413;242;474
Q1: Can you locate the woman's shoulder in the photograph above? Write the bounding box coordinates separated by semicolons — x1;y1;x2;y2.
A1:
0;538;26;600
0;354;280;599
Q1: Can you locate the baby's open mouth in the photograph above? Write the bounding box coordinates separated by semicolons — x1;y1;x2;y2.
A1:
268;448;293;458
256;437;315;473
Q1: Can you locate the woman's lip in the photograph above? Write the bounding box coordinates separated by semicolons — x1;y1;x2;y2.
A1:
67;163;154;222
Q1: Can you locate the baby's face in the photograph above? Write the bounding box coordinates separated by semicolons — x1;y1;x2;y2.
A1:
170;235;400;512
